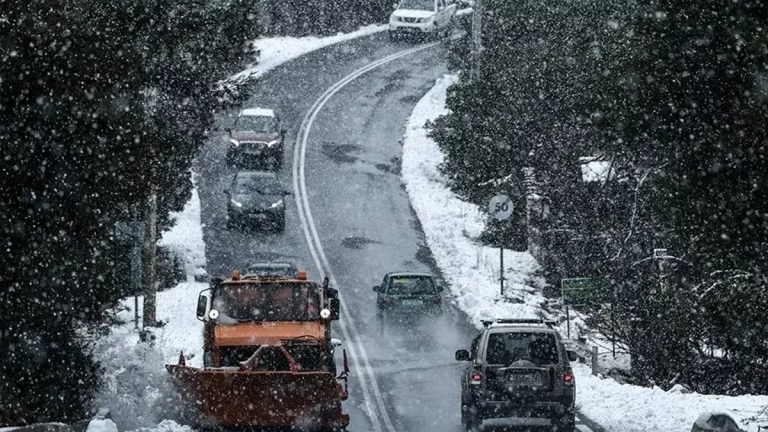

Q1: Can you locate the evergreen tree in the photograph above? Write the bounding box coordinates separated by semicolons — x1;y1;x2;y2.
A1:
0;0;258;423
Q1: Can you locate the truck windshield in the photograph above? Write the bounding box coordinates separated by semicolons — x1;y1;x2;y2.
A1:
214;283;320;321
485;332;559;366
234;115;276;133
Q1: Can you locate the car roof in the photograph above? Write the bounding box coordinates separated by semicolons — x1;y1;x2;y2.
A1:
385;271;434;278
235;171;279;180
240;108;275;117
484;324;559;335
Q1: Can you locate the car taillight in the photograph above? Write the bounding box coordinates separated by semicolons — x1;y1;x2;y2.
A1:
431;296;441;305
382;297;394;305
470;372;482;385
563;373;574;383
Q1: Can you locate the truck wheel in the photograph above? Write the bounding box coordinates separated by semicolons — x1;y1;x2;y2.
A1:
462;404;479;431
556;413;576;432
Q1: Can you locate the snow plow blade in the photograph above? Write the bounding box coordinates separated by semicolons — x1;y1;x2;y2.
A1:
166;364;349;429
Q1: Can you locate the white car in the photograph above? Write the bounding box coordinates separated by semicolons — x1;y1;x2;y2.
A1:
389;0;457;40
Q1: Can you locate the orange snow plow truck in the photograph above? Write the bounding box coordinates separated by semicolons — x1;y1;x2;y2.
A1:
166;270;350;431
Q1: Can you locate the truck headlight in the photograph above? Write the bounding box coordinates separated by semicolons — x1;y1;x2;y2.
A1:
229;138;240;147
231;199;243;208
209;309;220;320
266;139;280;148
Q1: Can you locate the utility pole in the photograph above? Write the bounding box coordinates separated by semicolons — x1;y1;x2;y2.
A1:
143;188;158;327
470;0;483;80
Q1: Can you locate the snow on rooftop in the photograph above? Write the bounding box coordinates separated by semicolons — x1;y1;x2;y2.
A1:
240;108;275;117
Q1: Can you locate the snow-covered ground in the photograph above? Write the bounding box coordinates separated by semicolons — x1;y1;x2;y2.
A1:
402;74;550;327
400;75;768;432
227;24;386;85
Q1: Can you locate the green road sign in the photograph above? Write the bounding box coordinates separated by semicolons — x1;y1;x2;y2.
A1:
562;277;602;306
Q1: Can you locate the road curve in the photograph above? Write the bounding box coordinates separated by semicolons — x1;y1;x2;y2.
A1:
196;32;604;432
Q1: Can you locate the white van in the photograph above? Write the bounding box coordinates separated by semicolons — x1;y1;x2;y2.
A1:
388;0;457;40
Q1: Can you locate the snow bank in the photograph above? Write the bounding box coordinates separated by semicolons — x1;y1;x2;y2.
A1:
158;173;206;281
401;74;548;328
574;364;768;432
228;24;387;84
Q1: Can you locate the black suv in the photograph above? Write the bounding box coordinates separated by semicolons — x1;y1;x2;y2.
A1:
455;319;578;431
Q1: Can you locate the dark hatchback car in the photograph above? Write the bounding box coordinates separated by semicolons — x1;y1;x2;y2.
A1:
455;319;578;432
374;272;443;321
226;108;286;168
225;171;290;232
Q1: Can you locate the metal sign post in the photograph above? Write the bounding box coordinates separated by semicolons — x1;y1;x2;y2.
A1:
488;194;514;296
561;277;602;339
116;218;145;329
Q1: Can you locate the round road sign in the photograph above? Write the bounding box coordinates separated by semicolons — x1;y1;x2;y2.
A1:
489;194;514;220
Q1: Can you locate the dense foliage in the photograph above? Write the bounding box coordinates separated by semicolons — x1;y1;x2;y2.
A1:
433;0;768;393
0;0;258;423
258;0;393;36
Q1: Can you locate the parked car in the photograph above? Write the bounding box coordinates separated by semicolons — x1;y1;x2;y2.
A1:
226;108;286;168
374;272;443;324
225;171;290;232
692;413;745;432
455;319;579;432
388;0;456;41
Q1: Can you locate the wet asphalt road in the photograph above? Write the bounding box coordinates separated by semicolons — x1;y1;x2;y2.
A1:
195;32;603;432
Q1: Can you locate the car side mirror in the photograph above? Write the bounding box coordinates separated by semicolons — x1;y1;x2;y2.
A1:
392;2;398;9
566;350;579;362
373;285;381;293
196;294;209;321
455;349;470;361
437;286;445;293
329;298;341;320
283;190;292;196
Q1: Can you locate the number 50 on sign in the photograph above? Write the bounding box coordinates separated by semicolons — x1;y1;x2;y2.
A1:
489;194;514;221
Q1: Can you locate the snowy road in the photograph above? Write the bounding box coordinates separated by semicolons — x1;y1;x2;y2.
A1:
196;33;603;432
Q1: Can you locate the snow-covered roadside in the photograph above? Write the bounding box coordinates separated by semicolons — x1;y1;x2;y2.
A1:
575;364;768;432
400;75;768;432
401;74;549;327
228;24;386;85
93;180;208;430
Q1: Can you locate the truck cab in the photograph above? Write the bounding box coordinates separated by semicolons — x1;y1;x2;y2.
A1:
196;270;340;370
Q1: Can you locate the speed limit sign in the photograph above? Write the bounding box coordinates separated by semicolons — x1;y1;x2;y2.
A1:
489;194;514;220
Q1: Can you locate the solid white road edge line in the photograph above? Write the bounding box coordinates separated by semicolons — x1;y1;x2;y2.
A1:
293;41;440;432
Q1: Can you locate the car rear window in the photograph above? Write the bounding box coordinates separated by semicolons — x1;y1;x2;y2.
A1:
485;332;559;366
388;276;436;295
